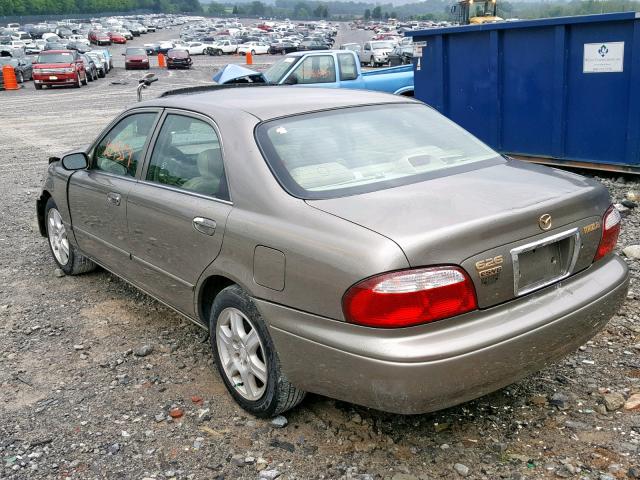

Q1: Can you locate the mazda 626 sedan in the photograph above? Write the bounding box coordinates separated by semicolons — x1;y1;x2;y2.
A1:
37;87;629;417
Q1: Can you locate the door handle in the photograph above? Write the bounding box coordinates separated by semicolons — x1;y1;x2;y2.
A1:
106;192;121;206
193;217;216;236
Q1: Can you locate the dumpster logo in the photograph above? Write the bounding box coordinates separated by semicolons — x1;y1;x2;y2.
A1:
598;44;608;57
583;41;624;73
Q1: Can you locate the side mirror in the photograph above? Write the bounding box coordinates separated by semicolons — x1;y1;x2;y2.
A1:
61;152;88;170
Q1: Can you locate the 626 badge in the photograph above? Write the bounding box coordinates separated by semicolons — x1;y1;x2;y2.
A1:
476;255;503;285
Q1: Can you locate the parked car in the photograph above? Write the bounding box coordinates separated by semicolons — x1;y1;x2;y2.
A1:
237;42;269;56
144;43;160;55
339;42;361;54
66;41;89;53
36;87;628;417
80;53;98;81
107;31;127;44
387;45;413;66
166;48;192;69
25;40;44;55
86;51;107;77
359;40;395;67
42;33;61;43
185;42;208;55
157;41;174;54
91;48;112;71
217;50;414;96
268;41;297;55
0;50;32;83
43;41;68;51
206;39;237;56
89;30;111;46
32;49;87;89
124;47;149;70
297;39;329;51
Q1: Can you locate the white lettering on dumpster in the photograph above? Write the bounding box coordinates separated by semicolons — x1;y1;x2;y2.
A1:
583;42;624;73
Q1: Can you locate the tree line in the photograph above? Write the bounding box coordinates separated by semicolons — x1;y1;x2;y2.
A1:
0;0;202;16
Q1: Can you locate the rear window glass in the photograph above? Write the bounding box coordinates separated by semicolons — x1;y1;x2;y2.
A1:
37;52;73;63
126;48;146;55
255;103;503;199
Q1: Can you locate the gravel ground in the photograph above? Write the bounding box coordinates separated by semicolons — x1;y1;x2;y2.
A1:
0;24;639;480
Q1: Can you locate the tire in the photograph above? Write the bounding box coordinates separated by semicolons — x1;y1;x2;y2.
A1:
35;83;42;90
98;69;105;78
369;57;376;67
210;285;306;417
251;49;256;56
82;73;88;86
17;71;24;83
45;198;96;276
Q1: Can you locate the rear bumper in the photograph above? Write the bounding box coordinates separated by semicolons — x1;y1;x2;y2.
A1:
257;255;629;414
34;73;78;85
125;62;149;69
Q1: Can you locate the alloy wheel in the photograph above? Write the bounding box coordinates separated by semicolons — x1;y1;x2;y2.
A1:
47;208;69;265
216;307;267;401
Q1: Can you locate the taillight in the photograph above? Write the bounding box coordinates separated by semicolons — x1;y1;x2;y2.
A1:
594;205;621;261
342;266;478;328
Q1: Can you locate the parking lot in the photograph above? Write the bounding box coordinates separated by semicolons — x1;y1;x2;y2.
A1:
1;18;640;480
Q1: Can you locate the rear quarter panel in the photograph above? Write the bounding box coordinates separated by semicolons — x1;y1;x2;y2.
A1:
194;110;409;321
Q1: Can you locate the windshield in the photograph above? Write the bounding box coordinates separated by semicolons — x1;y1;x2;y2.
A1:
263;56;298;83
255;104;503;199
126;48;146;55
0;57;15;65
371;41;394;49
37;52;74;63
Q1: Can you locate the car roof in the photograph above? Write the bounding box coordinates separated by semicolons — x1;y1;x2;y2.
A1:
140;86;413;121
40;49;74;53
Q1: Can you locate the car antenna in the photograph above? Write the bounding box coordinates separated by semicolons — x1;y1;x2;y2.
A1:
137;73;158;102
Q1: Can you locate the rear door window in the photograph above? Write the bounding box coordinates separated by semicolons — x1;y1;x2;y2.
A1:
145;114;229;200
338;53;358;81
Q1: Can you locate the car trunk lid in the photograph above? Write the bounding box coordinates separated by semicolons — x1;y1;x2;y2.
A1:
307;160;611;308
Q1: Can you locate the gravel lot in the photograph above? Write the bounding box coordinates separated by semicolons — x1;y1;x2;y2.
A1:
0;24;639;480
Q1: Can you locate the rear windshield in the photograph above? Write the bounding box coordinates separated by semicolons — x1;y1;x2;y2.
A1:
169;49;187;57
37;52;74;63
255;103;503;199
126;48;146;55
371;41;394;49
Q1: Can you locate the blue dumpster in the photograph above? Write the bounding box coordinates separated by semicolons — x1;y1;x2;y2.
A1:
407;13;640;173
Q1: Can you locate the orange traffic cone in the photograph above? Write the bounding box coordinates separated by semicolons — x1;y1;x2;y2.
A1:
246;51;253;65
3;65;19;90
158;53;166;68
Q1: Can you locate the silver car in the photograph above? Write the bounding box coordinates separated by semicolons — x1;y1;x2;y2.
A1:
37;87;629;417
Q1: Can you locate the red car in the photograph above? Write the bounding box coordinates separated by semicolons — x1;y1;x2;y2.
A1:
124;47;149;70
166;49;192;69
89;30;111;46
108;32;127;44
32;50;88;89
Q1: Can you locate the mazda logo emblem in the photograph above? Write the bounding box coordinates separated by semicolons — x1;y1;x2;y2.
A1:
539;214;552;231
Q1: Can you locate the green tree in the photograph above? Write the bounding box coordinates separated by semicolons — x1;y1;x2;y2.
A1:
364;7;370;19
372;5;381;18
293;1;310;18
208;1;226;14
313;3;328;18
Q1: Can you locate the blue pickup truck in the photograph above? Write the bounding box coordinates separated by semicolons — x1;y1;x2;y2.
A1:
213;50;414;96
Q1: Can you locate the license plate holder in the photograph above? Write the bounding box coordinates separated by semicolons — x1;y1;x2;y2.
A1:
49;76;58;80
511;228;581;296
